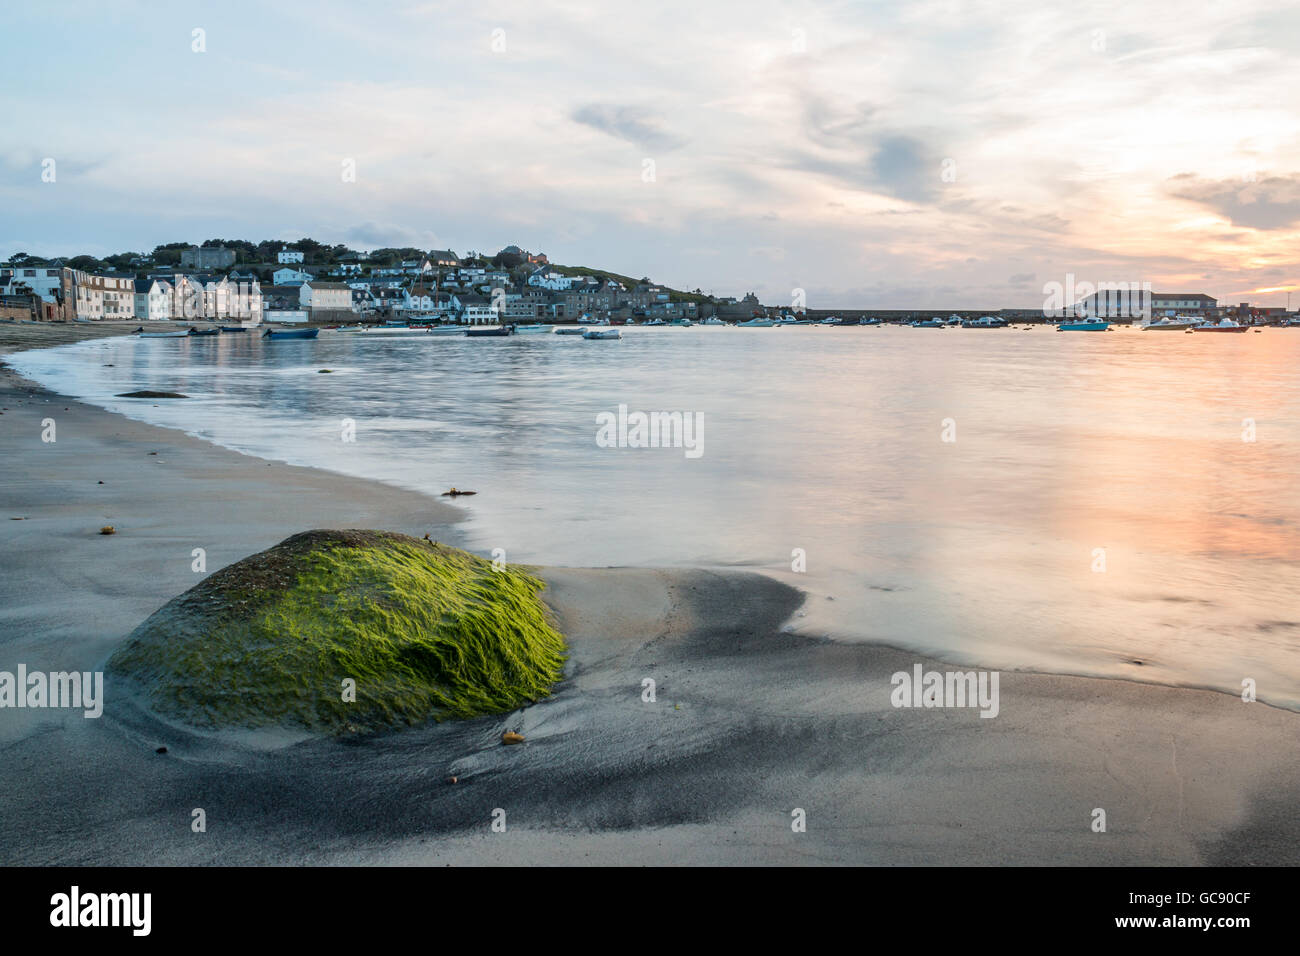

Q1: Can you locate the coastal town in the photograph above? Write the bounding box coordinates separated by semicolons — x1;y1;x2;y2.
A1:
1;240;1292;329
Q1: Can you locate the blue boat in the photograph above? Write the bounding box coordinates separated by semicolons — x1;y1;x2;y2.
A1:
1057;320;1109;331
262;327;320;340
220;326;249;332
188;326;220;336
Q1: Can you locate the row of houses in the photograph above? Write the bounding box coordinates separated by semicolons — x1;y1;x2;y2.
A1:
0;265;267;323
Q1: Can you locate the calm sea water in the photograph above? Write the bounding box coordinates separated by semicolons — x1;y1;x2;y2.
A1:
12;326;1300;708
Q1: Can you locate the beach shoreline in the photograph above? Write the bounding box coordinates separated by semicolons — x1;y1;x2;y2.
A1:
1;323;1297;865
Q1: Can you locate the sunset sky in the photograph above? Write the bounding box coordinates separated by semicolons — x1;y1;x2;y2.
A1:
4;0;1300;308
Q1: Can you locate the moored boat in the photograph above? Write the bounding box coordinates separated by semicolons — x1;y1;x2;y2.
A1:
220;326;249;332
133;327;189;338
513;323;554;333
1141;314;1202;331
1057;320;1109;331
1194;318;1249;333
188;327;220;336
553;326;586;335
582;328;622;340
465;326;513;337
262;327;320;340
737;317;776;327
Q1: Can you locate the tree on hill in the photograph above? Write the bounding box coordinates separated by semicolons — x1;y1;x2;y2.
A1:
102;252;139;271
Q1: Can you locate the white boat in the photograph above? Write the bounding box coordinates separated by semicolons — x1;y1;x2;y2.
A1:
702;317;725;325
513;323;554;333
820;316;842;325
644;318;667;326
1141;314;1202;331
133;326;188;338
356;325;423;335
737;317;776;327
582;328;622;340
554;326;586;335
1194;318;1250;333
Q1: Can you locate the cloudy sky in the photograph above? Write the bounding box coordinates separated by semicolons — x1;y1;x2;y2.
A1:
4;0;1300;308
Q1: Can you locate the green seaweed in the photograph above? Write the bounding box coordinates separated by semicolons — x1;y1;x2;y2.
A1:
108;530;566;733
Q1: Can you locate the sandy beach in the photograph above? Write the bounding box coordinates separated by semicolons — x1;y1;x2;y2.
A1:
1;324;1297;866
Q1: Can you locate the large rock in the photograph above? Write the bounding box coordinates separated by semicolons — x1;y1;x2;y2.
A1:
108;530;566;733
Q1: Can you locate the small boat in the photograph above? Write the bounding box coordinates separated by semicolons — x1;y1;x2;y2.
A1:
1057;320;1109;331
357;325;422;335
737;318;776;327
644;318;667;326
220;326;249;332
553;326;586;335
188;327;220;336
425;325;466;335
133;327;189;338
702;317;725;326
513;324;554;333
915;318;945;328
465;326;513;337
1141;315;1201;331
1194;318;1250;333
582;328;622;340
262;327;320;340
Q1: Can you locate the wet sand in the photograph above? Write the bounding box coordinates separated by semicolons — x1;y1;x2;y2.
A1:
1;325;1297;865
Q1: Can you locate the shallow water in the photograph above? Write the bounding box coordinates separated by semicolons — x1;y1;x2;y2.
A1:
11;325;1300;708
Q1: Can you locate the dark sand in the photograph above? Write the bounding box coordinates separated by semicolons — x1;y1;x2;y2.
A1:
1;324;1297;865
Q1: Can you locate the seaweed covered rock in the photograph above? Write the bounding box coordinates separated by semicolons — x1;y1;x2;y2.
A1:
108;530;566;732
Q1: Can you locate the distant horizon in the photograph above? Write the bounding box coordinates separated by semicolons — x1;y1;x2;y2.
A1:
4;1;1300;310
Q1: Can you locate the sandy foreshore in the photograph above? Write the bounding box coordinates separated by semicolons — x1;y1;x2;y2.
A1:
1;325;1297;865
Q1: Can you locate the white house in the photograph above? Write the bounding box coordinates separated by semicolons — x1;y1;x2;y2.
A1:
400;258;433;275
527;267;581;291
401;290;460;314
277;250;305;264
273;267;314;286
461;305;499;325
300;282;353;313
0;264;65;302
133;278;172;321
